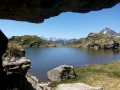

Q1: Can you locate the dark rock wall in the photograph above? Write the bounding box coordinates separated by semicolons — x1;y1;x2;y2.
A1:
0;31;32;90
0;30;8;90
0;30;8;57
0;0;120;23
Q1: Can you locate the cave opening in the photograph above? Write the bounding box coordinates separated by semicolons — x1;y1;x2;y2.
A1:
0;1;120;90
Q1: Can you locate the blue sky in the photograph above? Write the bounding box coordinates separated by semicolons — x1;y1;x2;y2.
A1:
0;3;120;39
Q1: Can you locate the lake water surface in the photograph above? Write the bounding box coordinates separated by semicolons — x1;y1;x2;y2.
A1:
25;47;120;82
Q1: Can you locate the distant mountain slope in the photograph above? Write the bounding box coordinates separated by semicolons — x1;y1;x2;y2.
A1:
68;28;120;49
9;35;54;47
100;28;117;35
47;37;78;44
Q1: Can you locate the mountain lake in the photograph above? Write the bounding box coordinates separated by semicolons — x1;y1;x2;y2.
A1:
25;47;120;82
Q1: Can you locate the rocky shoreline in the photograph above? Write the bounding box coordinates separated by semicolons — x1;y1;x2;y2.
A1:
68;32;120;51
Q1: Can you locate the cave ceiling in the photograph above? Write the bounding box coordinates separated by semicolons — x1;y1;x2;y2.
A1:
0;0;120;23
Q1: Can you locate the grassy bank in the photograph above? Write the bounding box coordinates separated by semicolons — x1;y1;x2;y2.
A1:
9;35;59;47
51;61;120;90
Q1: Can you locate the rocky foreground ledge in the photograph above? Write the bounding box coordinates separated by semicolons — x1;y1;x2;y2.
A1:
1;42;51;90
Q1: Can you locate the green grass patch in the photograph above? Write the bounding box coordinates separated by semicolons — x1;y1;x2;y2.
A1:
51;61;120;90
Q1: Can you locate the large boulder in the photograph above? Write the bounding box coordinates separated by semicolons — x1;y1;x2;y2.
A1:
3;57;31;76
56;83;103;90
47;65;77;81
2;42;31;76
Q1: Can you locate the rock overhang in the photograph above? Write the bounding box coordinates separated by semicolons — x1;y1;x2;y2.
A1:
0;0;120;23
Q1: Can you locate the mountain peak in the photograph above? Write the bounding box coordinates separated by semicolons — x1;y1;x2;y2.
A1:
100;28;117;35
48;37;78;44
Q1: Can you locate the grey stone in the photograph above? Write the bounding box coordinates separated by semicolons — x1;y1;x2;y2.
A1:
47;65;76;81
3;57;31;76
56;83;103;90
26;74;51;90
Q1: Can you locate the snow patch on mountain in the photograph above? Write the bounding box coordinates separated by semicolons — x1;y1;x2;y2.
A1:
100;28;117;35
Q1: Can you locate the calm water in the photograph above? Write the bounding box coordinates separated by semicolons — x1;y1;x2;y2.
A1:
25;47;120;82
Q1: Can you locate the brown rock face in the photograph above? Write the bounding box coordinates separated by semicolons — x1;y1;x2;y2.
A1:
0;0;120;23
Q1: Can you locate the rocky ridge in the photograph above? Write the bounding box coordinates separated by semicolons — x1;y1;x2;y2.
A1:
9;35;57;47
69;28;120;50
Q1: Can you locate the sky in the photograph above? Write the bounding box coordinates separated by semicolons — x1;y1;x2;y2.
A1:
0;3;120;39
